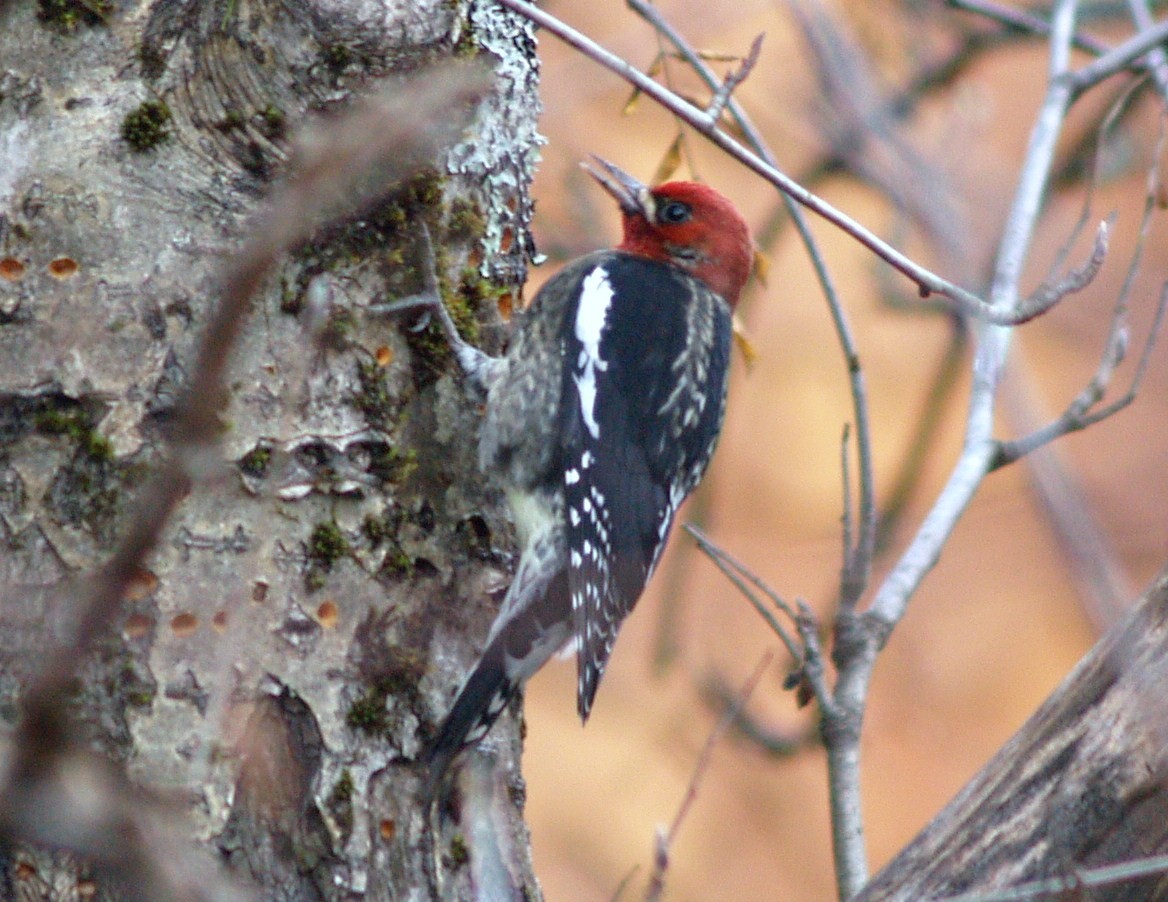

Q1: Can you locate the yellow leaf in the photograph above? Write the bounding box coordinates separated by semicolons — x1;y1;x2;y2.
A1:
622;85;643;116
693;49;741;62
652;134;684;185
624;53;665;115
752;249;770;288
732;313;758;369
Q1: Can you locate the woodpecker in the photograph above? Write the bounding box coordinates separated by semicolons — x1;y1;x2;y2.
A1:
424;157;753;788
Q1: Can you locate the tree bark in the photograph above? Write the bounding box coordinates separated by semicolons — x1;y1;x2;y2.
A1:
0;0;543;898
860;566;1168;901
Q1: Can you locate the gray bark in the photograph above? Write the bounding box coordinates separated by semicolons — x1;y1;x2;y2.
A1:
0;0;543;898
860;566;1168;901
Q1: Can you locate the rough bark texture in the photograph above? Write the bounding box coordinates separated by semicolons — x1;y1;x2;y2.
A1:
0;0;543;898
860;565;1168;901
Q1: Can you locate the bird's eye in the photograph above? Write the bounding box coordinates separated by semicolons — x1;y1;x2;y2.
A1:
658;201;692;224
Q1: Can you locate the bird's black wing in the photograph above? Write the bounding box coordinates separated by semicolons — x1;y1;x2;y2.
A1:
558;252;732;719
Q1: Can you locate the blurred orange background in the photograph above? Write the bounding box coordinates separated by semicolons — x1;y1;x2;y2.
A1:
510;2;1168;899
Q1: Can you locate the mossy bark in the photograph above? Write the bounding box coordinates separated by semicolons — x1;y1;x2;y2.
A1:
0;0;542;898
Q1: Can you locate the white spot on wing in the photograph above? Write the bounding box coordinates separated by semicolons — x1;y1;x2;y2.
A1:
573;266;613;440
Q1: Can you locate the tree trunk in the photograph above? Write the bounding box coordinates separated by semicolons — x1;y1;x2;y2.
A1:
860;566;1168;901
0;0;543;898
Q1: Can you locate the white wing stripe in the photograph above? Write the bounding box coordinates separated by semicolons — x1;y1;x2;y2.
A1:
572;266;613;440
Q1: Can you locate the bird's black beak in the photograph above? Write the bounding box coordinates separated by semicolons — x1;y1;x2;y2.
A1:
582;155;654;221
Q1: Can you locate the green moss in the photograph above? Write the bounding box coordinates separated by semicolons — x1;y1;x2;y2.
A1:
444;288;480;344
259;104;286;140
34;407;113;462
350;359;394;426
405;169;444;210
309;521;349;565
453;29;479;58
37;0;111;30
279;278;303;315
238;444;271;478
121;100;172;152
361;512;389;545
126;688;156;708
327;768;356;841
331;769;355;803
322;306;358;349
380;545;413;580
137;41;166;79
345;690;386;733
448;834;469;867
305;520;349;590
447;198;485;242
368;444;417;485
215;107;246;132
321;43;353;73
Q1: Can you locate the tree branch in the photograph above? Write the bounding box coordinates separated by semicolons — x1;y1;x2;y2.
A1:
498;0;1049;325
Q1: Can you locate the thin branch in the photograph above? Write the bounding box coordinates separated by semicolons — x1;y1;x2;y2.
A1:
840;423;855;580
864;0;1082;631
644;654;772;902
995;280;1168;465
1072;17;1168;95
626;0;877;609
1012;214;1113;323
948;0;1113;57
1125;0;1168;102
499;0;1040;325
704;32;763;126
684;524;802;663
938;852;1168;902
699;673;816;757
995;107;1168;467
822;4;1087;894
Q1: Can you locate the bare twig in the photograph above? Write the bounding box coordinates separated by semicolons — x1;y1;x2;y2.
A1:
1072;17;1168;95
938;852;1168;901
1012;215;1113;323
1124;0;1168;102
627;0;877;612
499;0;1054;325
864;0;1082;630
816;3;1088;894
948;0;1113;57
684;524;801;662
995;107;1168;467
1000;357;1134;630
704;32;763;126
995;280;1168;466
643;654;772;902
699;673;816;757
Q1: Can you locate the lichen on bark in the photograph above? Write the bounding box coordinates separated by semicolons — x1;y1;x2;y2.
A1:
0;0;544;897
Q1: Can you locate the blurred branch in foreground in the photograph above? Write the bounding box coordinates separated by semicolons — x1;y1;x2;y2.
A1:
0;62;491;898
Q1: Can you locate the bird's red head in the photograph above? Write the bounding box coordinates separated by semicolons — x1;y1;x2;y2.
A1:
584;156;753;308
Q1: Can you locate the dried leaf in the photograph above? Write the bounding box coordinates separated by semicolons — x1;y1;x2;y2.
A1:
652;133;684;185
752;249;770;288
732;313;758;369
624;52;665;114
692;49;741;63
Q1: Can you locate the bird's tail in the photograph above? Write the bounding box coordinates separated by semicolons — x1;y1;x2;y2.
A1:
424;567;572;799
425;638;514;798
